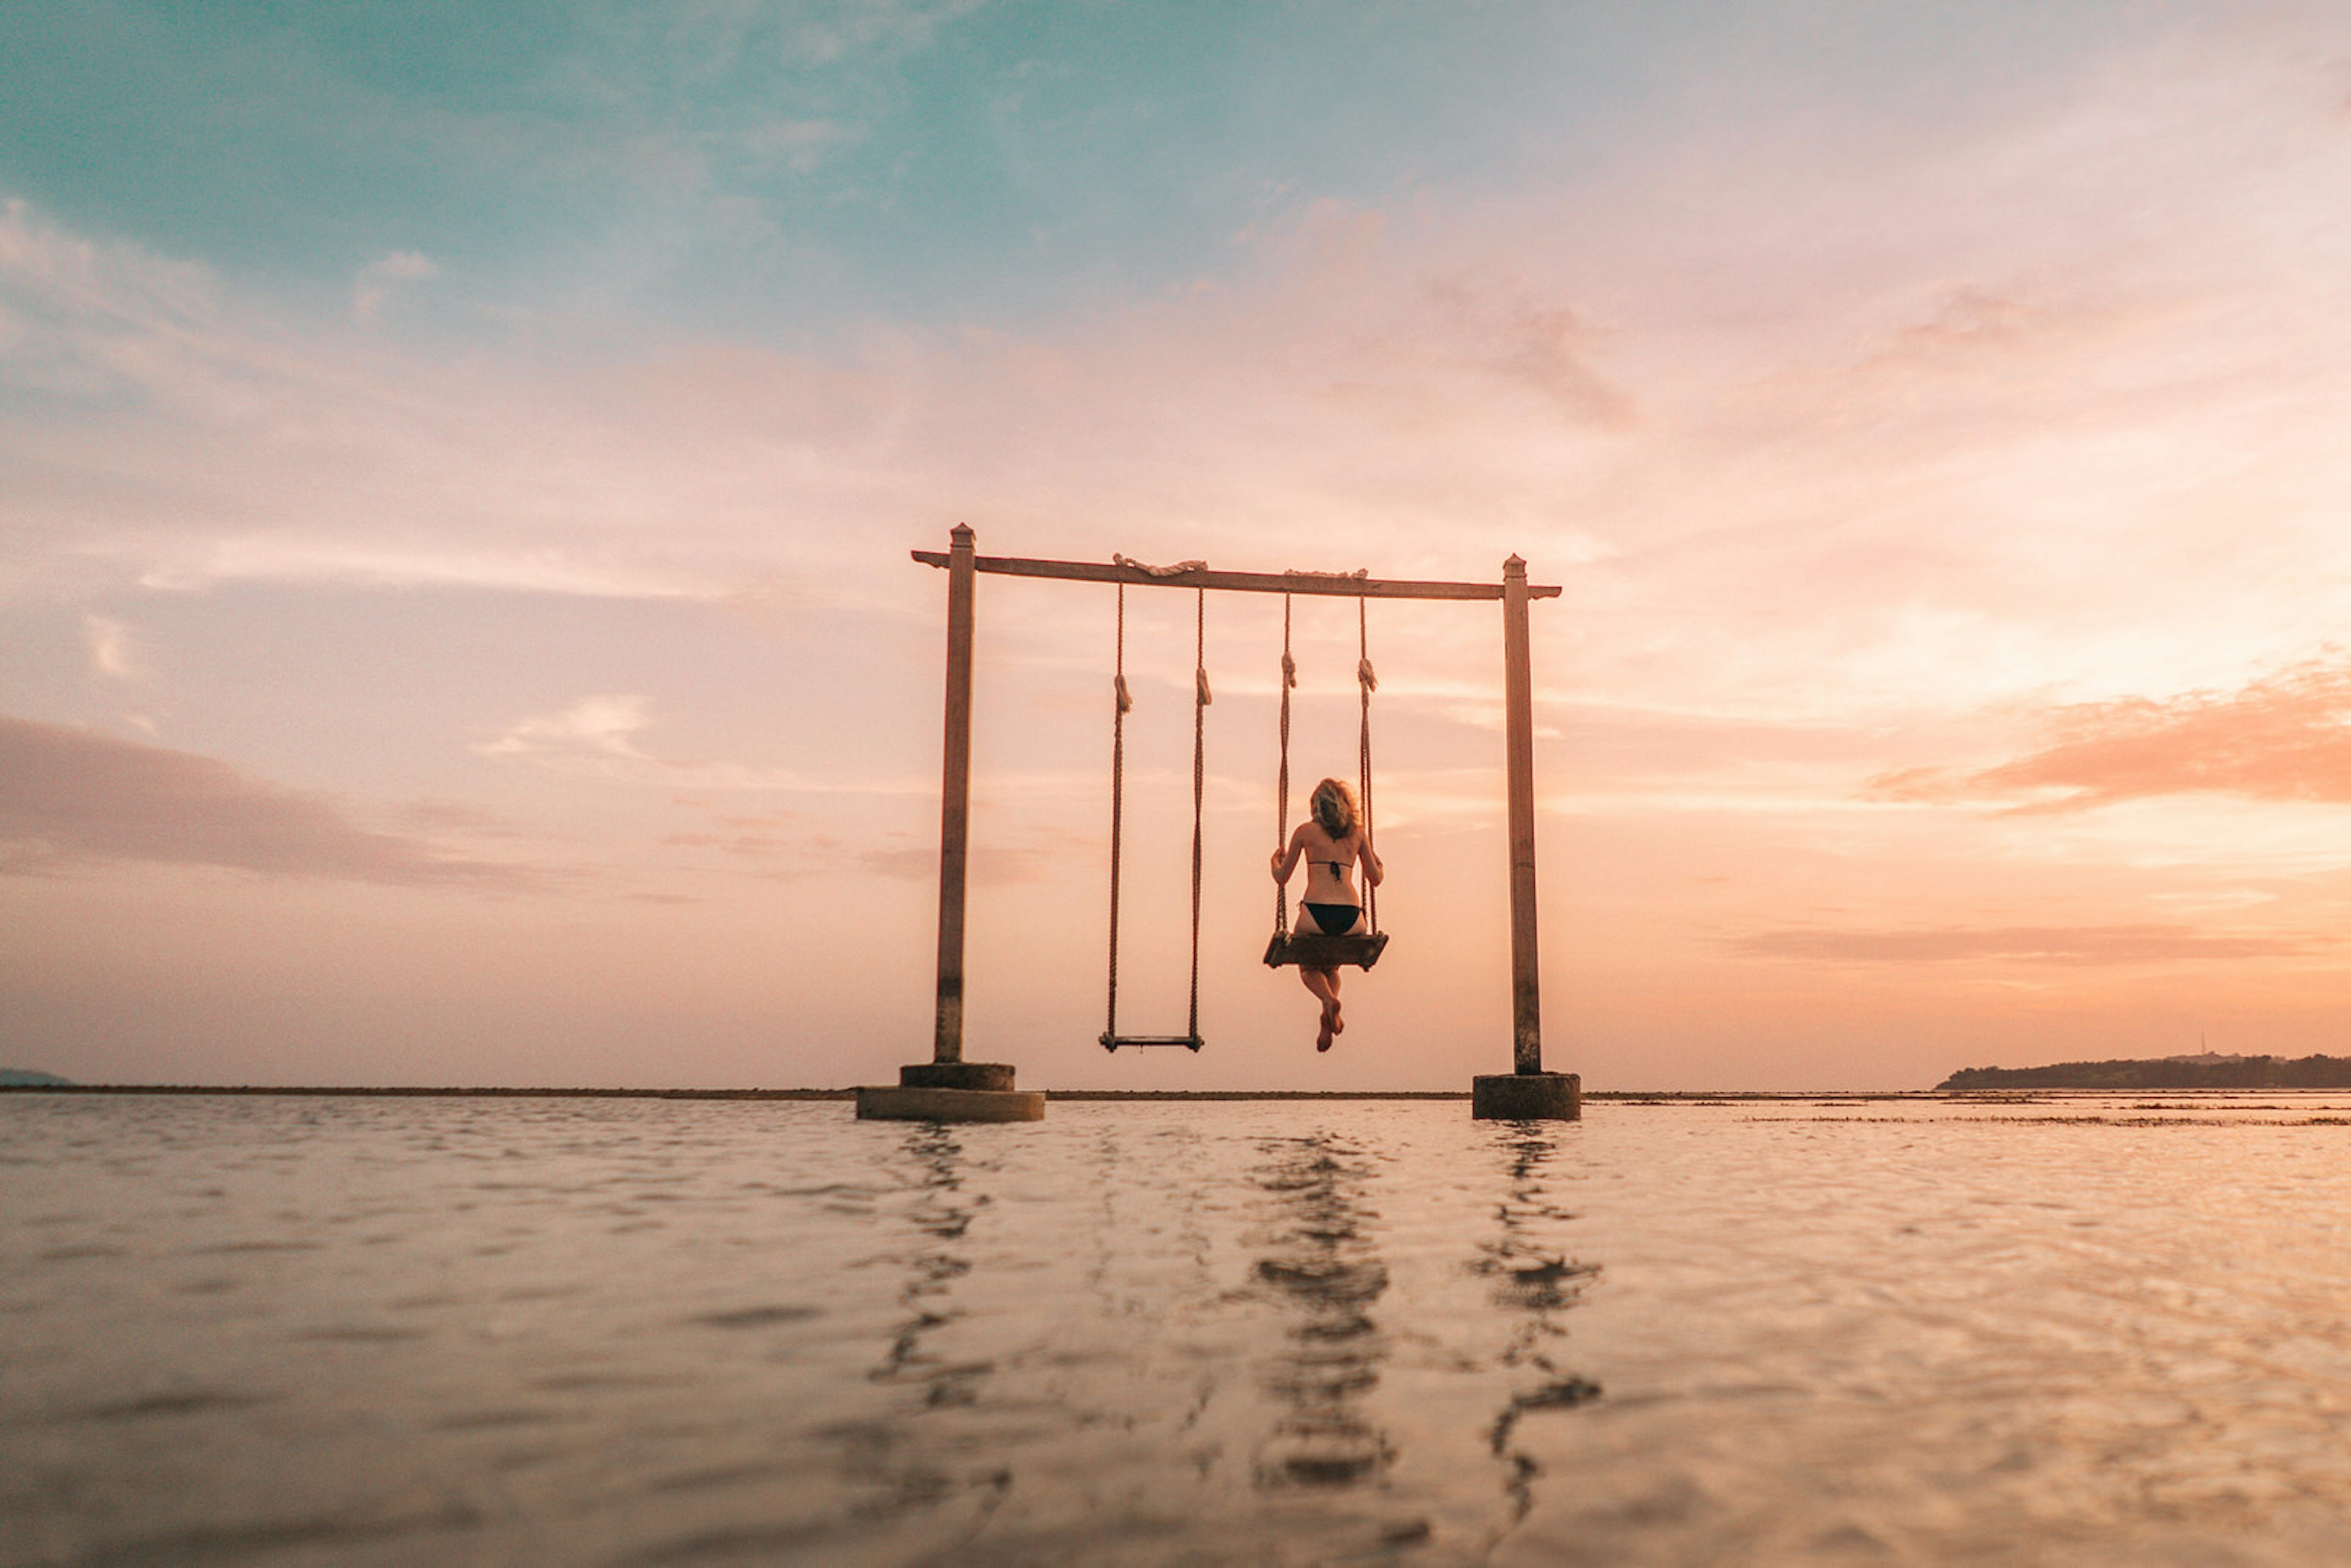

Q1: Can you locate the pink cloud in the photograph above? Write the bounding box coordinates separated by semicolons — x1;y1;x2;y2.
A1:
858;842;1064;887
1735;924;2320;965
0;713;536;888
1870;658;2351;812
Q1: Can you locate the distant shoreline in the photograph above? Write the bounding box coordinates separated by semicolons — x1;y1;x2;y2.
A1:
7;1084;2344;1103
1940;1054;2351;1090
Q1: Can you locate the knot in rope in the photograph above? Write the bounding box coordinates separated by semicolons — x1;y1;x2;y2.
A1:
1115;673;1133;714
1196;666;1212;706
1357;656;1378;693
1280;651;1297;689
1114;553;1207;577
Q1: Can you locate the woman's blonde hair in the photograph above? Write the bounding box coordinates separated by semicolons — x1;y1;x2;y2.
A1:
1310;778;1357;838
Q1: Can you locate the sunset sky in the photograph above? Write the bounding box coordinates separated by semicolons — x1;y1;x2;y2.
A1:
7;2;2351;1092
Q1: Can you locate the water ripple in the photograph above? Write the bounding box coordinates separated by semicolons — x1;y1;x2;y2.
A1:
7;1093;2351;1564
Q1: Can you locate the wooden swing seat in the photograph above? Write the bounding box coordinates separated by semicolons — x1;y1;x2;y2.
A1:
1100;1033;1205;1051
1264;930;1389;970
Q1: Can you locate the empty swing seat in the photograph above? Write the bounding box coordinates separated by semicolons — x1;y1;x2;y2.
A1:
1100;1033;1205;1052
1264;930;1389;970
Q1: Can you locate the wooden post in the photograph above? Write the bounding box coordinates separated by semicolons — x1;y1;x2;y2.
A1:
864;522;1038;1118
858;524;1039;1116
933;523;976;1065
1473;554;1577;1118
1501;554;1542;1074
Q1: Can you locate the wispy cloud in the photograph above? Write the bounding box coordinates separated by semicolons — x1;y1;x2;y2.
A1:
0;200;790;602
475;695;928;794
656;808;1064;885
81;615;144;681
738;118;857;174
1869;658;2351;813
766;0;986;68
1734;923;2322;966
858;842;1059;885
0;713;536;888
475;694;658;763
352;250;438;325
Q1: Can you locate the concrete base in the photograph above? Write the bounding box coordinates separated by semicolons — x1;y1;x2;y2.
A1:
898;1062;1017;1092
1471;1071;1581;1121
855;1085;1046;1122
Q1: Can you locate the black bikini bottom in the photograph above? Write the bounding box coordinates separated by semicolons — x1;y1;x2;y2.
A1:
1303;902;1362;936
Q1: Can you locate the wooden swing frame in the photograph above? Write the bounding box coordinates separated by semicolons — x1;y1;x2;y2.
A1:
912;527;1562;1076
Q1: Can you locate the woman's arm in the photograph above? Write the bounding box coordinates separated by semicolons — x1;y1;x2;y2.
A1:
1357;831;1384;887
1270;823;1307;882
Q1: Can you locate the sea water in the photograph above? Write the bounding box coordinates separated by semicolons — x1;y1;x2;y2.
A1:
6;1093;2351;1566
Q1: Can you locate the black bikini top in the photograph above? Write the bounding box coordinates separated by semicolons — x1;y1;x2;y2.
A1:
1308;828;1356;877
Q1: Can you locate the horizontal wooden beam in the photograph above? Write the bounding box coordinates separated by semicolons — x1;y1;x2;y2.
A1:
912;550;1561;601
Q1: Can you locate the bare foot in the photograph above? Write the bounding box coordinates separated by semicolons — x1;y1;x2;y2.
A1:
1330;1004;1344;1035
1318;1002;1338;1051
1316;1024;1333;1052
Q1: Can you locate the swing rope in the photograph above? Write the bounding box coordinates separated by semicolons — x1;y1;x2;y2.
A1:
1274;593;1294;939
1103;581;1210;1049
1358;591;1378;935
1106;583;1131;1045
1269;589;1379;937
1189;587;1209;1043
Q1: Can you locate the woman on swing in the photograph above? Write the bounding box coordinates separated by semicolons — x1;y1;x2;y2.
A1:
1270;778;1384;1052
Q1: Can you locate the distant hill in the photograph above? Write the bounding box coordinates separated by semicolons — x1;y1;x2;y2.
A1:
0;1068;74;1087
1940;1054;2351;1090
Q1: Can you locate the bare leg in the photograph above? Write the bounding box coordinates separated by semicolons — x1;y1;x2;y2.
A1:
1326;968;1343;1034
1299;967;1339;1050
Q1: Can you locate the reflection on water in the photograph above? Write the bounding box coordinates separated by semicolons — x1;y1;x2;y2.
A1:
1247;1133;1394;1490
870;1126;989;1409
1472;1128;1602;1526
839;1125;1013;1545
